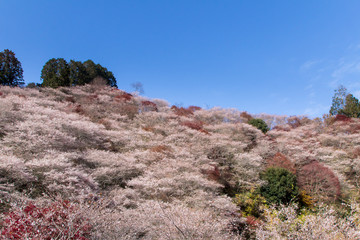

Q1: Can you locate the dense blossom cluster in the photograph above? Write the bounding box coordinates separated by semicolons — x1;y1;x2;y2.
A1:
0;85;360;239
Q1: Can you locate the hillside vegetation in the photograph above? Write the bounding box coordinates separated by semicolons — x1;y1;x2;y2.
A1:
1;84;360;239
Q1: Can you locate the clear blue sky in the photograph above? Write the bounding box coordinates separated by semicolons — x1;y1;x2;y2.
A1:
2;0;360;117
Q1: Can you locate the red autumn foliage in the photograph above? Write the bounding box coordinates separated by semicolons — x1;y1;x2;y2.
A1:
240;112;253;121
334;114;351;122
171;105;201;116
245;216;261;229
141;100;158;111
187;105;202;112
1;200;92;240
114;93;133;102
171;106;194;117
181;120;209;134
266;152;296;174
297;159;341;203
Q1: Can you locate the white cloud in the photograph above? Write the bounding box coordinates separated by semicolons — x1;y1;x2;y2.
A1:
300;60;322;71
303;104;329;118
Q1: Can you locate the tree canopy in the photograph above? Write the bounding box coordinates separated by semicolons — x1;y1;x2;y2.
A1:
340;94;360;118
0;49;24;86
329;86;360;118
329;85;347;116
41;59;117;88
41;58;70;88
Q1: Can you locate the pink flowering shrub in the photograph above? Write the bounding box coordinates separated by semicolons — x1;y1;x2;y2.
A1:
1;200;92;240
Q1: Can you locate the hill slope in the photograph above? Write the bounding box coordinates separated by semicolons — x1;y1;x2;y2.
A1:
0;85;359;239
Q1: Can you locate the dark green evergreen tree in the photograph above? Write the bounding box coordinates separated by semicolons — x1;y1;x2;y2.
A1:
340;94;360;118
0;49;24;86
41;58;70;88
69;60;89;86
248;118;269;134
260;167;299;205
83;60;117;87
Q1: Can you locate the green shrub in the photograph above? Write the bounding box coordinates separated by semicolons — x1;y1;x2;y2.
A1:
248;118;269;134
233;188;266;217
260;167;299;205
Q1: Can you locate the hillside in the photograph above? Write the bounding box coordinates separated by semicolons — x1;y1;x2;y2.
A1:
0;85;360;239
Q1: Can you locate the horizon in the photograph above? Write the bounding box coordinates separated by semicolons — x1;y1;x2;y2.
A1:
2;0;360;117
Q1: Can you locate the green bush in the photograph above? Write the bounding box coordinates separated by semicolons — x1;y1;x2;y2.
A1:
233;188;266;217
248;118;269;134
260;167;299;205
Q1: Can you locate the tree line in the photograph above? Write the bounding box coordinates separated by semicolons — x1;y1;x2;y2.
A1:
0;49;117;88
2;48;360;118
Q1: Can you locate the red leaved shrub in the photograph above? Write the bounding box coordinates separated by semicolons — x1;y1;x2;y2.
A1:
245;216;261;229
141;100;158;112
240;112;253;122
181;120;209;134
114;93;133;102
334;114;351;122
187;105;201;112
266;152;296;174
297;159;341;203
171;106;194;117
1;200;92;240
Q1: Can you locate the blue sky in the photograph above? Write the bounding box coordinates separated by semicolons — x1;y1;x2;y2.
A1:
2;0;360;117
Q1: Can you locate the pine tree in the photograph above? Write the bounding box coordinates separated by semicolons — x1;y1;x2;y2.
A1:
340;94;360;118
0;49;24;86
